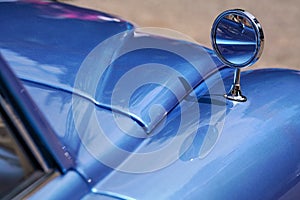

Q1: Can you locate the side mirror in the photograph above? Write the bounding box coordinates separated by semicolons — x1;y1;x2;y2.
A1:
211;9;264;102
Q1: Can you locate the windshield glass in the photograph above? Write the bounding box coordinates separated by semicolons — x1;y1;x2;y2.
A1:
0;113;39;198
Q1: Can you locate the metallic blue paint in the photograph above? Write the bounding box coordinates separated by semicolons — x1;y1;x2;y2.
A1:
91;69;300;199
0;0;227;182
0;55;74;172
0;0;299;199
0;0;134;182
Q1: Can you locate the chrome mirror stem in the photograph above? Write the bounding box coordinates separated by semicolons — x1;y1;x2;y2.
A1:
224;68;247;102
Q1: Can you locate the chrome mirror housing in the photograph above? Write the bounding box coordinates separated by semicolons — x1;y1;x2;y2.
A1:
211;9;264;102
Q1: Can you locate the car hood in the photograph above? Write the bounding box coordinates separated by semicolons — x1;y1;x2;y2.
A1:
91;68;300;200
2;1;300;199
0;0;225;134
0;0;226;180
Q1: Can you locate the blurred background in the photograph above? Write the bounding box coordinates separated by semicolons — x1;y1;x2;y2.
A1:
62;0;299;70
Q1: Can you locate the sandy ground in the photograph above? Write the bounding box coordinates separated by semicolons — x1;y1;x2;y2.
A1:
62;0;300;70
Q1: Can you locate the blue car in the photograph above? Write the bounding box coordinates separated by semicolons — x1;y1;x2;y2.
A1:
0;0;300;199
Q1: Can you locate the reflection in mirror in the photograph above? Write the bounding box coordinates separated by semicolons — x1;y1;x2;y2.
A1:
215;14;256;66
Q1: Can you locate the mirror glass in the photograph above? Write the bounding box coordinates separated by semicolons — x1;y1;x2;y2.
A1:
211;10;263;68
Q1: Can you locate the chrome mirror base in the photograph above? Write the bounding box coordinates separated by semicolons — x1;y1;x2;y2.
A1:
224;84;247;102
224;68;247;102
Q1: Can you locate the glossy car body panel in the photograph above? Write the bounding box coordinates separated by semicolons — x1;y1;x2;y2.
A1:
0;0;226;133
0;0;134;182
0;54;73;172
0;0;227;181
92;69;300;200
0;0;299;199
